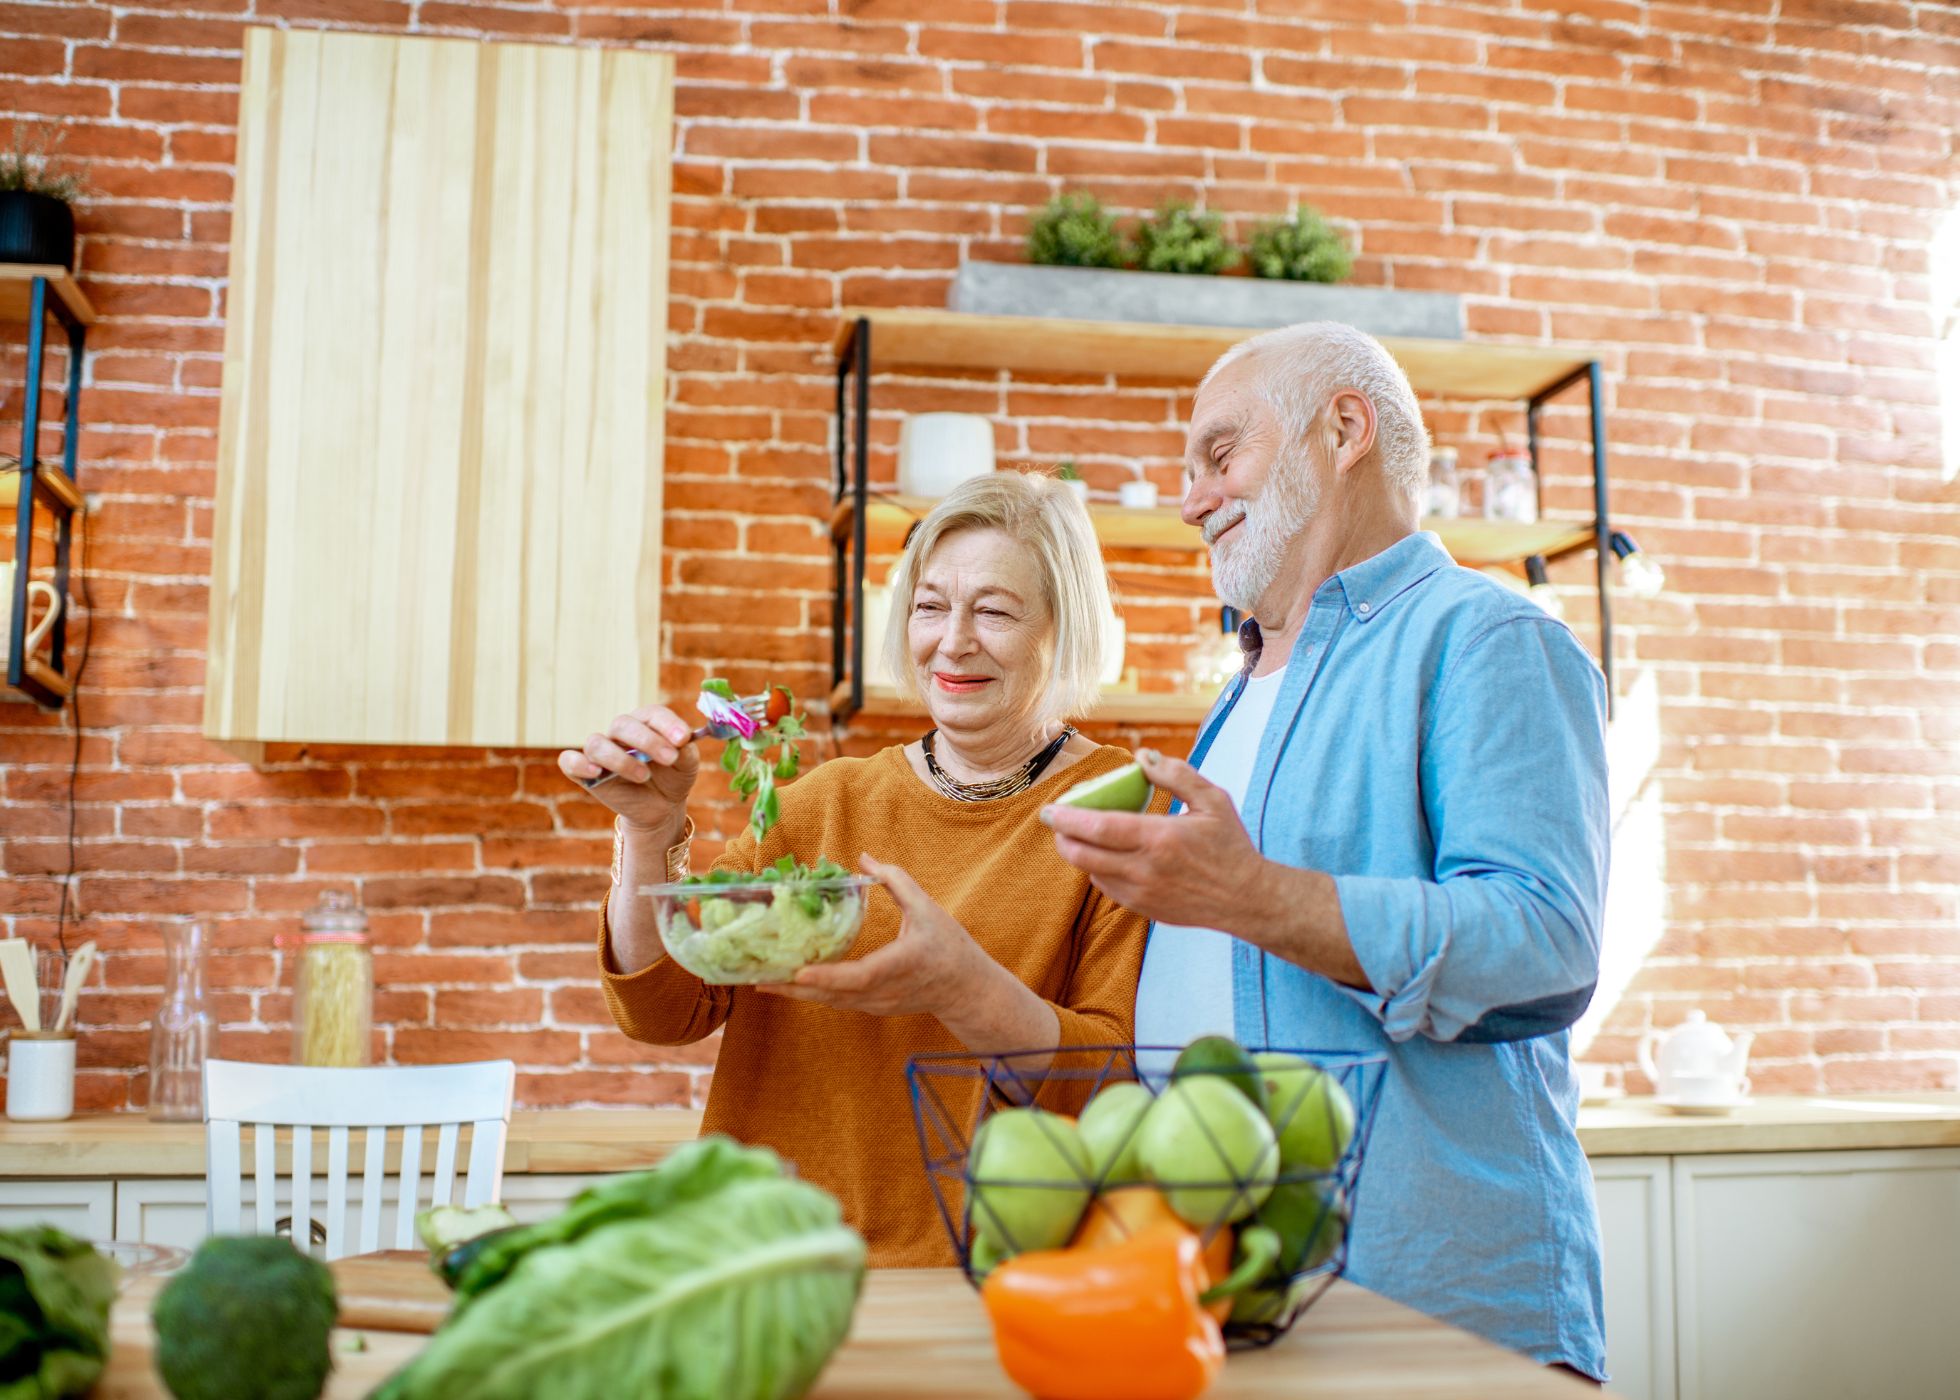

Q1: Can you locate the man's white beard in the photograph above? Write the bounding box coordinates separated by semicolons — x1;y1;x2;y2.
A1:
1209;447;1322;614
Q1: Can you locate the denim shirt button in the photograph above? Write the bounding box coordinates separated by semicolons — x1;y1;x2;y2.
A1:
1357;601;1371;615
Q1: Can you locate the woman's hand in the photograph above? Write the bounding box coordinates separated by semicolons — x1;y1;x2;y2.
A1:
759;856;1060;1052
557;704;700;837
761;855;987;1017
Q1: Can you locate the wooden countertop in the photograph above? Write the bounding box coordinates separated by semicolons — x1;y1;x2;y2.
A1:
9;1095;1960;1178
100;1264;1607;1398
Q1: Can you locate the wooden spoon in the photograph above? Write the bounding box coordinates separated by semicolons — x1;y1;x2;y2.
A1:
55;941;95;1033
0;940;40;1033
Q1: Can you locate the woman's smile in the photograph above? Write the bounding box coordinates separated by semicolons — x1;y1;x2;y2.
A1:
932;672;995;693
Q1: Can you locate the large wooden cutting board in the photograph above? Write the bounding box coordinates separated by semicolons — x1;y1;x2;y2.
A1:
328;1251;452;1334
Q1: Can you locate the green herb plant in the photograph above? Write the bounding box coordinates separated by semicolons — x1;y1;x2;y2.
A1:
1246;205;1353;284
1055;459;1082;482
1129;199;1239;276
0;124;85;203
1026;190;1125;269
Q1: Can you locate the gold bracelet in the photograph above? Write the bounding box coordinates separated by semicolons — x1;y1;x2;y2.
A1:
613;815;694;888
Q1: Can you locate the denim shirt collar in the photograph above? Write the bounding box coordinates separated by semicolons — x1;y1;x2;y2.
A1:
1233;530;1453;666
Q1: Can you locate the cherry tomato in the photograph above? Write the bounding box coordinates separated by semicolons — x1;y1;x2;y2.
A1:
764;685;793;725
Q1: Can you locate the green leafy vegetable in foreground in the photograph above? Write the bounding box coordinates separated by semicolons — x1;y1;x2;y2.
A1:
376;1138;867;1400
0;1227;117;1400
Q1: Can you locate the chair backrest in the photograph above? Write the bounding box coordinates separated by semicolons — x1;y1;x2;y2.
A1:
203;1059;516;1260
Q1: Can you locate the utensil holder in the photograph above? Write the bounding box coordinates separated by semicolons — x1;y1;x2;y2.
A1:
7;1032;75;1121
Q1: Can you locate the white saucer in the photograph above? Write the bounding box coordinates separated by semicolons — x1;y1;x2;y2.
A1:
1580;1086;1625;1107
1656;1095;1750;1116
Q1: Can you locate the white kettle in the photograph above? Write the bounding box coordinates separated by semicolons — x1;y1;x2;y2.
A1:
1638;1010;1753;1096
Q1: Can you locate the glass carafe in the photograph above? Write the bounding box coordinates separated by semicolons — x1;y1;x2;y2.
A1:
148;920;213;1122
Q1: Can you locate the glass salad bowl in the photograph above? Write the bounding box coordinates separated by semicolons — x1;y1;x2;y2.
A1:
643;872;876;985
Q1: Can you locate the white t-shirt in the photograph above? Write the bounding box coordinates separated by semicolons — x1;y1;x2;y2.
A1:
1134;667;1287;1058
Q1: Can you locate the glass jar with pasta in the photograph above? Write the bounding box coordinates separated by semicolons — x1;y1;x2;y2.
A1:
292;892;373;1067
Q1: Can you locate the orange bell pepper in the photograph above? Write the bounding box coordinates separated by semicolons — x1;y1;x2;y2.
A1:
1071;1187;1235;1323
981;1221;1225;1400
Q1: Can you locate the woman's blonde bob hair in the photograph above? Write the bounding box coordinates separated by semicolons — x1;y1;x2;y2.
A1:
883;472;1112;722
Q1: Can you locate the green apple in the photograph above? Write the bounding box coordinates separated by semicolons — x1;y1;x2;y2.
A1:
1055;761;1151;812
1136;1075;1279;1228
1254;1051;1355;1171
1077;1082;1152;1186
968;1107;1093;1254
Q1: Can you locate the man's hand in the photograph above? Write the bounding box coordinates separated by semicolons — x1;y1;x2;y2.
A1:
1042;748;1268;931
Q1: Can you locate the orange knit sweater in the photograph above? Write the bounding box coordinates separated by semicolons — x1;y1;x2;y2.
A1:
599;742;1149;1266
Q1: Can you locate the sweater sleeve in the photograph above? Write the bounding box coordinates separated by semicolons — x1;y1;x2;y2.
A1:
596;822;765;1048
1048;882;1144;1050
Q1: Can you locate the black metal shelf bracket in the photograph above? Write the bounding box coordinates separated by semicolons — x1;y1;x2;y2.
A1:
7;274;87;709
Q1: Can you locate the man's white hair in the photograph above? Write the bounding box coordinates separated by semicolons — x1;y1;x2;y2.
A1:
1201;321;1430;497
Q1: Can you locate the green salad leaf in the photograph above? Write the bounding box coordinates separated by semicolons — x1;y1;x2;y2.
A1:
0;1226;118;1400
375;1139;865;1400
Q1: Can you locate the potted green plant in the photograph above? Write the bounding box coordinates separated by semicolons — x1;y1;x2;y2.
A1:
1054;459;1089;505
1128;199;1239;276
1025;191;1124;270
1247;206;1354;285
0;126;83;270
952;190;1461;339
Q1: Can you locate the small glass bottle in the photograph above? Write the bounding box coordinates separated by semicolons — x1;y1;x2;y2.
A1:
292;893;373;1068
1483;449;1539;523
149;921;214;1122
1424;446;1460;519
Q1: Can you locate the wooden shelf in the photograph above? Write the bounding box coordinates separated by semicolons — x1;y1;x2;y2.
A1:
0;265;95;325
835;308;1596;402
833;680;1214;726
1;463;84;512
832;493;1593;569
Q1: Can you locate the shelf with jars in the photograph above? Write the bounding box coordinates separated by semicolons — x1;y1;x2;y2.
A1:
826;309;1623;724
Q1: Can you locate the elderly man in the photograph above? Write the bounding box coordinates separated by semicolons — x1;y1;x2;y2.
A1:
1045;321;1609;1379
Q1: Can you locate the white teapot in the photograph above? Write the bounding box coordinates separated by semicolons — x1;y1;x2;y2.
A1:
1638;1010;1753;1100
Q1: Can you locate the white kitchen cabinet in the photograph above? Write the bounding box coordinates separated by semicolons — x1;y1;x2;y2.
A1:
0;1179;113;1237
1591;1156;1675;1400
492;1174;606;1223
1672;1148;1960;1400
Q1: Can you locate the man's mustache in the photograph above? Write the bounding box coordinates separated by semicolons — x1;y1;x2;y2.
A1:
1202;501;1248;545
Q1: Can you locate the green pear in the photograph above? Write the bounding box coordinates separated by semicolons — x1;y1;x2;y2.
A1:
1078;1081;1153;1186
1254;1051;1355;1171
968;1107;1093;1254
1136;1075;1278;1228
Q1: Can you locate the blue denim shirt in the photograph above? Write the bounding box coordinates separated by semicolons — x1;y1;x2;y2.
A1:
1176;531;1609;1375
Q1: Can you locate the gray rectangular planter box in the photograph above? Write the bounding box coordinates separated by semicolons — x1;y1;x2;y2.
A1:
950;261;1464;340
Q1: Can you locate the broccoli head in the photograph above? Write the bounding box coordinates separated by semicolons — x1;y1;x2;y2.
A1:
151;1236;337;1400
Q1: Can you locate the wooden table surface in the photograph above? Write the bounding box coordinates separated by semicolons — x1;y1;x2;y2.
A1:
100;1258;1608;1398
13;1095;1960;1179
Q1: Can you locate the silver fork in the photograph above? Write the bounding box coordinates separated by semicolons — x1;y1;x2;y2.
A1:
582;689;772;790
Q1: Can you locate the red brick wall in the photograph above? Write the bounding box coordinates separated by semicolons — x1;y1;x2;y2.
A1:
1;1;1956;1110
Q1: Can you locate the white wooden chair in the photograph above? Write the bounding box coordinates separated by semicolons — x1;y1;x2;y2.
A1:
203;1058;516;1260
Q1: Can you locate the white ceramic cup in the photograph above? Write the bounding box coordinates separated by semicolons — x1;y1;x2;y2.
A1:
6;1033;76;1121
1666;1072;1749;1105
896;414;995;497
1117;480;1160;509
0;561;61;670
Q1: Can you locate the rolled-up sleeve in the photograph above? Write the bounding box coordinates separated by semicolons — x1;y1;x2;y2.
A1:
1332;616;1609;1044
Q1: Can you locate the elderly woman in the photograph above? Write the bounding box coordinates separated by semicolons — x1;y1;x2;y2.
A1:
559;472;1149;1265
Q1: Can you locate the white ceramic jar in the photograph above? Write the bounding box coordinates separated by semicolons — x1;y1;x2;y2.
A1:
897;414;995;497
6;1033;75;1121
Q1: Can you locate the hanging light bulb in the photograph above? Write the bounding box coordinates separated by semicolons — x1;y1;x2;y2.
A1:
1610;532;1666;599
1524;555;1564;618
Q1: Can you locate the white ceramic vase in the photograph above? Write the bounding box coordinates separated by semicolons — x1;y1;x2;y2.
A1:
897;414;995;497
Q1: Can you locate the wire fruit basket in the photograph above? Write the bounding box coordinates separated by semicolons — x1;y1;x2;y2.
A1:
907;1043;1387;1347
